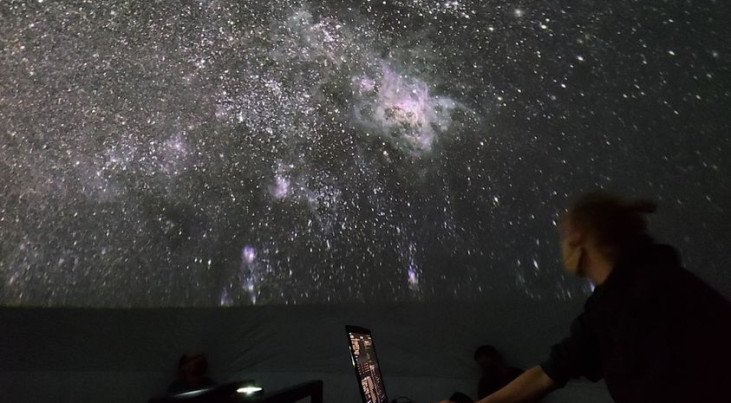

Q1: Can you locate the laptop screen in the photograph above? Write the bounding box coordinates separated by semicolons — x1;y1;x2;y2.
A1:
346;325;389;403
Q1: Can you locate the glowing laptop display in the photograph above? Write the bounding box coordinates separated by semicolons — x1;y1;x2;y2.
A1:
346;325;389;403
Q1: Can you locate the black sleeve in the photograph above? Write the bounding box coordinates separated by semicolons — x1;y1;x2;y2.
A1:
540;311;602;387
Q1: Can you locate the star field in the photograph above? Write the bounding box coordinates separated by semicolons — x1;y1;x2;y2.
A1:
0;0;729;306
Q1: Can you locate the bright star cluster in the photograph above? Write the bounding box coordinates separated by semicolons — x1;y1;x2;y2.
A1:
0;0;728;306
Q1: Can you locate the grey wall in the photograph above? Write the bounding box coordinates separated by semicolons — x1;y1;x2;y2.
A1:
0;301;613;403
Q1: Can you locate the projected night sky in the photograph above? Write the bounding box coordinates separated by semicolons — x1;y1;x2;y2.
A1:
1;1;728;306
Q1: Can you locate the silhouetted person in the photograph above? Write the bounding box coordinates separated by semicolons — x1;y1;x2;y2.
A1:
473;346;523;399
435;191;731;403
168;352;216;394
449;346;524;403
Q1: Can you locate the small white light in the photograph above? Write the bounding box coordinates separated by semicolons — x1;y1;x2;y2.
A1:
175;388;209;398
237;386;263;395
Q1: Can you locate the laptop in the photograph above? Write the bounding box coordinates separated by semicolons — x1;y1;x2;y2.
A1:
346;325;390;403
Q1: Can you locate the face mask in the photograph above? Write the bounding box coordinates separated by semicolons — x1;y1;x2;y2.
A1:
561;238;583;274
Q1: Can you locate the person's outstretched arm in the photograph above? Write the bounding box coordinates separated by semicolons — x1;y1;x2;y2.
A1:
476;365;556;403
429;366;555;403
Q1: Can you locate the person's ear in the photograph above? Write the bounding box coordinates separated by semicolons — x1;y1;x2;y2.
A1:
565;230;582;247
560;226;585;275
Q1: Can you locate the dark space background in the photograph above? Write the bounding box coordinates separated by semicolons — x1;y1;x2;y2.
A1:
1;0;728;306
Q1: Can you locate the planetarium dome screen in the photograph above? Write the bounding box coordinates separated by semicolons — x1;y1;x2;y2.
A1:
1;0;728;307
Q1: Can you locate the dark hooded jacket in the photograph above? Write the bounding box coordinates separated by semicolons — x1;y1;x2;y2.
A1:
541;238;731;402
